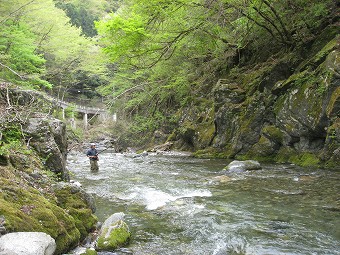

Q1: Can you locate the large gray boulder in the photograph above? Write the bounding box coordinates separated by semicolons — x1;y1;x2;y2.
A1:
24;116;69;180
0;232;56;255
225;160;262;173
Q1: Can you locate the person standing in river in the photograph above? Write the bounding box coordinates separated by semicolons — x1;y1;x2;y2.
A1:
87;143;99;172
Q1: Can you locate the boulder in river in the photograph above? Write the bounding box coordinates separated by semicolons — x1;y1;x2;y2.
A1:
0;232;56;255
96;212;131;251
224;160;262;172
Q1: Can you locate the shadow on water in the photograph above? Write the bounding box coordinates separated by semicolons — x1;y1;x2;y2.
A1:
67;152;340;255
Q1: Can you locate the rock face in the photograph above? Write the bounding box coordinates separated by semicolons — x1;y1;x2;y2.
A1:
190;30;339;168
0;86;98;254
0;232;56;255
24;116;69;180
96;212;131;251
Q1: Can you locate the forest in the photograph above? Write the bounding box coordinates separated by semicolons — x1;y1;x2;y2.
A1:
1;0;339;166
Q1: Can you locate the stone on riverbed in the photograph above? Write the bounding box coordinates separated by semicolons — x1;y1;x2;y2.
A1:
213;175;233;183
96;212;131;251
224;160;262;172
0;232;56;255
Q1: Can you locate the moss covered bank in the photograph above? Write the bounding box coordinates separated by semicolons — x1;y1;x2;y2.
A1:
0;86;98;254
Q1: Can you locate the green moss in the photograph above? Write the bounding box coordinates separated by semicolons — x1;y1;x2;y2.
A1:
196;122;215;148
273;94;287;115
311;36;339;67
243;136;276;159
54;186;98;240
0;169;98;254
0;183;81;254
97;220;131;251
298;153;320;167
69;208;98;239
194;148;222;159
275;147;295;163
275;148;320;167
262;126;284;144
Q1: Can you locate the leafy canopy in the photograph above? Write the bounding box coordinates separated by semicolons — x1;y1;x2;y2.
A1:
96;0;336;122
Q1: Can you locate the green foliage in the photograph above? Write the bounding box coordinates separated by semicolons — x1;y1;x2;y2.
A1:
1;125;22;143
95;12;149;63
95;0;337;142
0;141;22;156
0;20;46;87
55;1;98;37
0;123;33;156
130;111;165;134
65;105;76;118
0;0;109;98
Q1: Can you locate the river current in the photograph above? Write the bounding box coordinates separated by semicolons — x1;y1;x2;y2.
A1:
67;151;340;255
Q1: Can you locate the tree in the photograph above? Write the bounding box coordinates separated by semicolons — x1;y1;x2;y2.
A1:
0;1;50;88
0;0;110;100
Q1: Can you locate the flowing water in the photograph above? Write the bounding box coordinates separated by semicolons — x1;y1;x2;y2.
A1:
67;151;340;255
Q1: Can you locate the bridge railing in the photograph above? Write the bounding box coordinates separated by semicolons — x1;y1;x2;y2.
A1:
52;98;108;114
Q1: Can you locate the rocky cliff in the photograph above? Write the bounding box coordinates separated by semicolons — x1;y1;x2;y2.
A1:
170;27;339;168
0;85;97;254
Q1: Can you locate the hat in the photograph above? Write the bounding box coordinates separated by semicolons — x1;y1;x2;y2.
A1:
90;143;96;146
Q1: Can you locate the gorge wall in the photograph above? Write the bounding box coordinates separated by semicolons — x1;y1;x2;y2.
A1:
171;27;339;168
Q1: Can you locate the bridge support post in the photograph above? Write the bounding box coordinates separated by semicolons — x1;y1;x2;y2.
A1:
70;118;76;129
83;113;88;130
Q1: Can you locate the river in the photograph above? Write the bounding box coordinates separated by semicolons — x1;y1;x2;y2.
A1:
67;151;340;255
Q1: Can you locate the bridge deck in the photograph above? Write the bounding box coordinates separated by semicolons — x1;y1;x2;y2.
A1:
54;99;108;115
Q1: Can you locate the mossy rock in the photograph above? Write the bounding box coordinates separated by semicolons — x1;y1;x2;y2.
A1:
96;220;131;251
193;147;231;159
275;147;321;167
262;125;284;145
53;184;98;240
0;183;81;254
241;136;277;162
0;164;97;255
298;35;339;72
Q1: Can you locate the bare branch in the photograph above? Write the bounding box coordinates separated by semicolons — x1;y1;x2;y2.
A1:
0;0;36;24
6;87;11;108
262;0;292;42
35;25;54;52
0;62;25;80
252;6;286;43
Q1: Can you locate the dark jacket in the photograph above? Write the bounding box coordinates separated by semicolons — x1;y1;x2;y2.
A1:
87;148;98;160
